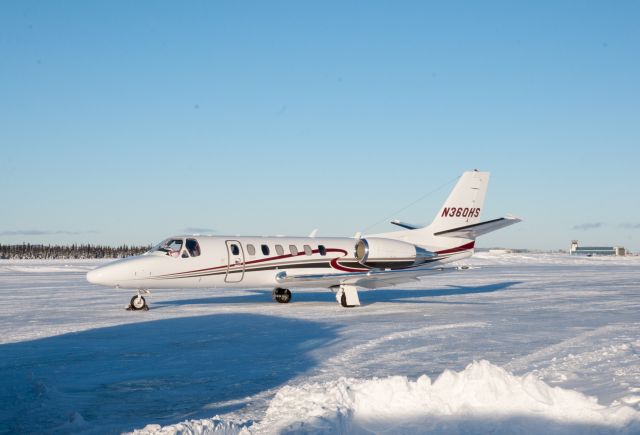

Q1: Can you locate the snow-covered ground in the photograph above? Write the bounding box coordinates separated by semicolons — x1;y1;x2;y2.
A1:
1;253;639;434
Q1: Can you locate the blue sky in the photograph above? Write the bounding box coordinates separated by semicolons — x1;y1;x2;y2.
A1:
1;1;639;250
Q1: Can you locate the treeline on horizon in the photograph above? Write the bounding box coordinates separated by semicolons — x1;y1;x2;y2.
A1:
0;243;152;259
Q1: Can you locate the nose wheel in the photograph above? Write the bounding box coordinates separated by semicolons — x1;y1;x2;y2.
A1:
127;289;150;311
272;288;292;304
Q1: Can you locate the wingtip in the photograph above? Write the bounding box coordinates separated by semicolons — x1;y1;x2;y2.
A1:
505;214;523;222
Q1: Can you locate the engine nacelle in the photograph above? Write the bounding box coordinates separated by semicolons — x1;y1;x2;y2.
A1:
354;238;436;269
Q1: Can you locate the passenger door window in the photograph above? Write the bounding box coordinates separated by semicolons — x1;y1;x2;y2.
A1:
225;240;245;283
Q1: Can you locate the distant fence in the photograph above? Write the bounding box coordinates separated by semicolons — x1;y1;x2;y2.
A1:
0;244;152;260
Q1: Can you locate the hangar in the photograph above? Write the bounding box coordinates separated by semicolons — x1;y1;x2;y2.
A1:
570;240;626;256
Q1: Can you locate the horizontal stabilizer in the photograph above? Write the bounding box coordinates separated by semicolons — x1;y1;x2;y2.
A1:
433;216;522;239
390;220;423;230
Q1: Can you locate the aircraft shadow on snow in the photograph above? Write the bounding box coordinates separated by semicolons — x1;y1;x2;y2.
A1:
153;281;523;308
0;313;339;434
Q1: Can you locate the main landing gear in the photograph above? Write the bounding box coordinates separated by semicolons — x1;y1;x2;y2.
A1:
272;288;292;304
332;284;361;308
127;289;150;311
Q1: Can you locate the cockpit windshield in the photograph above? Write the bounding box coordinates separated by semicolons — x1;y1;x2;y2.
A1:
150;238;184;257
148;237;201;258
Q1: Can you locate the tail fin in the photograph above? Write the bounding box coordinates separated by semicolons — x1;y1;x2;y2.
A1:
429;170;490;233
373;170;519;253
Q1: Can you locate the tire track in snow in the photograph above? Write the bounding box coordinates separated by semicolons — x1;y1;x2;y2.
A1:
325;322;488;370
505;323;640;373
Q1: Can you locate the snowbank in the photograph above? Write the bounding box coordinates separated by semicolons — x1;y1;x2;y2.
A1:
136;361;640;434
468;251;640;266
0;264;95;273
133;419;248;435
0;259;104;273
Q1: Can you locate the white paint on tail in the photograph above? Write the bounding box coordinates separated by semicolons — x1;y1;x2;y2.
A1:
373;171;490;252
430;170;489;233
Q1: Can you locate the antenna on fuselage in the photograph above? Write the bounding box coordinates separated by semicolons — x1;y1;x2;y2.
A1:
308;229;318;238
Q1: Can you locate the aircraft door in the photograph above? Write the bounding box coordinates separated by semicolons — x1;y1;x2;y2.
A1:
225;240;245;283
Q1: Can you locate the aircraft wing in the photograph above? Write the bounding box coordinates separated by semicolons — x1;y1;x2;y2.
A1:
433;216;521;239
275;266;466;289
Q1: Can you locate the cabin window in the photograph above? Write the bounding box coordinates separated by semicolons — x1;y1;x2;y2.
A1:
289;245;299;256
247;244;256;255
231;244;240;255
261;244;270;255
318;245;327;256
186;238;201;257
275;244;284;256
304;245;313;256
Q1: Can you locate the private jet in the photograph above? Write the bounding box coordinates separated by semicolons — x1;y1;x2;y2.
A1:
87;170;520;309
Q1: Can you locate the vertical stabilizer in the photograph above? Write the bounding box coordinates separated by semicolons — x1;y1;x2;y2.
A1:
371;170;492;250
428;171;490;233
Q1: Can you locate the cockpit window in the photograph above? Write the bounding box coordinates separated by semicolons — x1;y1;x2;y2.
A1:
186;238;201;257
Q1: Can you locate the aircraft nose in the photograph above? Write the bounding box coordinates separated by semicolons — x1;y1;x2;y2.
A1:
86;257;148;287
87;262;122;286
86;268;105;285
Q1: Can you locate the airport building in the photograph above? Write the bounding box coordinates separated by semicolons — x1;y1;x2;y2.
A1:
570;240;626;256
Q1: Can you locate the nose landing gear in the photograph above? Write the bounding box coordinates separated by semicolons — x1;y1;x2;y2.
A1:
127;289;150;311
272;288;292;304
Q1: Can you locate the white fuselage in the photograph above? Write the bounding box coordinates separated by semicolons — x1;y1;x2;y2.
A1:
86;235;473;291
85;171;521;309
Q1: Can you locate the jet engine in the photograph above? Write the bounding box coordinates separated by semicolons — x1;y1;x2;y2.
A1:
354;238;436;269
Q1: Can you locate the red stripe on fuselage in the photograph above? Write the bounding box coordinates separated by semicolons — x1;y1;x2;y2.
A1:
330;257;369;272
435;241;475;255
159;247;365;277
159;241;473;279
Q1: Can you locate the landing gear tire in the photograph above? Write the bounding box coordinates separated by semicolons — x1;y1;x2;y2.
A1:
128;295;149;311
272;288;292;304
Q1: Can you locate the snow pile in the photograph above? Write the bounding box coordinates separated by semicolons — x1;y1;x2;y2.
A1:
131;418;250;435
249;360;640;434
139;361;640;434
